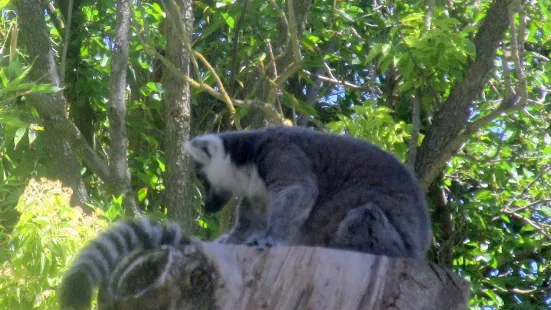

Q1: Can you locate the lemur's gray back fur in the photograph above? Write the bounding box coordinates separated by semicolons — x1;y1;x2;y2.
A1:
185;126;432;258
59;218;191;310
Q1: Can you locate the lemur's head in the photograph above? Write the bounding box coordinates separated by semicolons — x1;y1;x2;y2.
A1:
183;134;237;213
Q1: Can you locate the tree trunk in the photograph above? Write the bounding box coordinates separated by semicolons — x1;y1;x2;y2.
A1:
98;244;471;310
108;0;141;215
15;0;88;207
163;0;194;230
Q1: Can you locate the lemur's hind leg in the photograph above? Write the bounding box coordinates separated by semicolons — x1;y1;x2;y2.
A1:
331;203;408;258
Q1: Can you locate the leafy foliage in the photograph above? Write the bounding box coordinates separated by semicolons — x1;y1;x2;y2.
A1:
0;178;112;309
1;0;551;308
327;103;413;161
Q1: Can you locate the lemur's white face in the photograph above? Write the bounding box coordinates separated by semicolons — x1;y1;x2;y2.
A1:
184;134;236;190
184;134;262;212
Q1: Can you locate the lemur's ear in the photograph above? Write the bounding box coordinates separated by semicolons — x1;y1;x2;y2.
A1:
183;135;221;165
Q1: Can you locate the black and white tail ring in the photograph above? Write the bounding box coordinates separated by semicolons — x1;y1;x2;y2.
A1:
58;217;191;310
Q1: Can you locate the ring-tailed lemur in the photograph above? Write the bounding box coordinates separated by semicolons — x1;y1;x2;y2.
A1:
58;218;193;310
184;126;432;258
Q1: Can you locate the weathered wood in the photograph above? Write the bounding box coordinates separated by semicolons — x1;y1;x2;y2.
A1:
98;242;470;310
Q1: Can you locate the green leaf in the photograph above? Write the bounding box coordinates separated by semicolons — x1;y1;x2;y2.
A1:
474;190;491;200
221;12;235;28
540;206;551;217
13;127;27;148
366;43;383;63
463;39;476;57
0;0;10;10
31;83;62;94
137;187;148;202
399;13;424;23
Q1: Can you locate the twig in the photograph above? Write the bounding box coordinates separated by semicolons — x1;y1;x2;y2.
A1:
501;47;515;97
193;51;236;114
228;0;250;93
265;39;284;118
508;2;528;106
8;23;17;63
503;165;551;211
517;1;526;69
489;120;506;160
266;0;290;67
487;286;537;295
407;91;421;169
44;2;65;36
141;45;283;124
302;70;379;93
425;0;435;29
508;198;551;214
504;211;551;240
60;0;74;87
451;95;522;151
323;62;337;80
262;0;303;94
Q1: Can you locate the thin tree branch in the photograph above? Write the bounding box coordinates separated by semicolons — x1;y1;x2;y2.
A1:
43;2;64;37
504;165;551;211
407;92;421;170
262;0;303;108
501;47;515;97
504;211;551;240
450;95;521;153
508;1;528;106
266;0;290;68
509;198;551;214
139;44;283;124
59;0;73;87
265;39;284;118
425;0;435;29
228;0;250;94
193;51;236;114
31;94;113;184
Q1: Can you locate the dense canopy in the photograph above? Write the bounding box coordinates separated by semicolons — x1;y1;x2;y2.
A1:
0;0;550;308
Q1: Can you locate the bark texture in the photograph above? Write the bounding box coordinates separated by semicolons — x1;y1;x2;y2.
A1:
108;0;140;214
414;0;514;191
15;0;88;207
163;0;195;230
98;243;471;310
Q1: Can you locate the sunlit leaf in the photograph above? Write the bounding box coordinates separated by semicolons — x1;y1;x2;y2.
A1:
13;127;26;148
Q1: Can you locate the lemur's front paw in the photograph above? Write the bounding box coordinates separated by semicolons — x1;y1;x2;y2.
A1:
246;234;273;250
246;235;287;250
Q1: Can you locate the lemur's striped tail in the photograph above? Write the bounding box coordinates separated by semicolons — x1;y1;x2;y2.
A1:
59;218;190;309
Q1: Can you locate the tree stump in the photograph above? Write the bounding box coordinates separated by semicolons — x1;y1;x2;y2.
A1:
97;242;470;310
